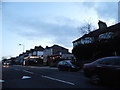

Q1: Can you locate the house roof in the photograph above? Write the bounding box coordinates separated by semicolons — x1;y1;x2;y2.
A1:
45;44;68;50
73;22;120;43
34;45;44;51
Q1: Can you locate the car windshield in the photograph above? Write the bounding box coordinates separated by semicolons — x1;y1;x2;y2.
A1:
65;60;75;65
96;57;120;66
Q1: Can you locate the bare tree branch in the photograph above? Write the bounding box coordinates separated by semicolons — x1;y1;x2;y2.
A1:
78;21;95;35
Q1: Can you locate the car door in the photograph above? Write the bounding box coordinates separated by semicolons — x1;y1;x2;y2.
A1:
60;61;65;70
58;61;64;70
95;59;115;81
60;61;67;70
111;58;120;83
63;61;69;70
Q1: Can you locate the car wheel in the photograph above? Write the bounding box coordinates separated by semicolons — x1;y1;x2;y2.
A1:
91;74;101;85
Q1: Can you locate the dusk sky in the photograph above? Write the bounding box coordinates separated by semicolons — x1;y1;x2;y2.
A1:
1;0;119;60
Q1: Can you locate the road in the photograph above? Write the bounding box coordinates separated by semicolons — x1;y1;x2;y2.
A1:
1;65;118;89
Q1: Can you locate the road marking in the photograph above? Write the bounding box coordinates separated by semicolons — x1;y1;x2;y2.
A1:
22;70;34;74
42;75;75;86
0;80;5;83
22;76;31;79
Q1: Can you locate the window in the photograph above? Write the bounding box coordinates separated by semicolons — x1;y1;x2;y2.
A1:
81;37;94;44
113;58;120;66
97;59;114;65
64;62;68;65
97;58;120;66
73;42;78;47
99;32;114;40
78;41;81;44
59;61;63;65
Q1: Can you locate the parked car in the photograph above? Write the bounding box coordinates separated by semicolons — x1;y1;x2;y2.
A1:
57;60;80;71
83;56;120;85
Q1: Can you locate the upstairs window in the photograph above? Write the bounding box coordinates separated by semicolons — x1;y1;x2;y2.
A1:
73;37;94;46
81;37;94;44
73;42;77;47
99;32;114;40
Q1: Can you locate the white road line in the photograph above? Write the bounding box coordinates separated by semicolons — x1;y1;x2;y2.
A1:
42;75;75;86
0;80;5;83
22;70;34;74
22;76;31;79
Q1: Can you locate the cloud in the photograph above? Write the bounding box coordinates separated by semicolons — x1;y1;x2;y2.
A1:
10;17;80;48
3;2;118;50
82;2;118;23
95;2;117;19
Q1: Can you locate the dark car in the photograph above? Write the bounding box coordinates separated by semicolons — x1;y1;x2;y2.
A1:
83;56;120;85
57;60;80;71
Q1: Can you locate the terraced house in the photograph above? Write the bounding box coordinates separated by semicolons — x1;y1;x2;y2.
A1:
72;21;120;65
43;44;74;66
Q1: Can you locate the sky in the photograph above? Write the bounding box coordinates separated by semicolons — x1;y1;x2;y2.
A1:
1;1;119;60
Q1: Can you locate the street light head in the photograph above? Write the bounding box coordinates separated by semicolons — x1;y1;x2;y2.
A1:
19;44;21;45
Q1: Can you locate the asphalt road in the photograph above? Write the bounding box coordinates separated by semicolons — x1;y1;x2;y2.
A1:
1;65;118;89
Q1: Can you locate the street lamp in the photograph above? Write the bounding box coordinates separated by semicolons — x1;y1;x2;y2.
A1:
19;44;25;52
19;44;26;65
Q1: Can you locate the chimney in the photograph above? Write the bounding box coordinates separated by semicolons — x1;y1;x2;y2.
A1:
46;46;49;48
98;20;107;30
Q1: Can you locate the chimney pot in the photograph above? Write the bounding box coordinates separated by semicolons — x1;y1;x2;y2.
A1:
98;20;107;30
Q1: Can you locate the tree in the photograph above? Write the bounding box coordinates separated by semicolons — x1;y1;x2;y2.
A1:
79;21;95;35
1;56;11;61
2;56;7;60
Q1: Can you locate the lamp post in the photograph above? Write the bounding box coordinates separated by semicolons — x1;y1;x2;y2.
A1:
19;44;25;65
19;44;25;52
